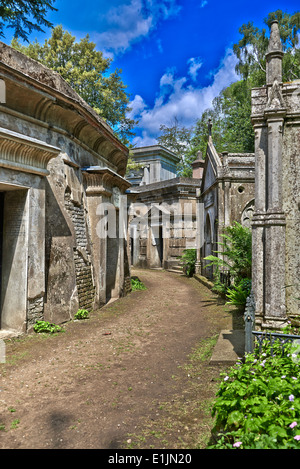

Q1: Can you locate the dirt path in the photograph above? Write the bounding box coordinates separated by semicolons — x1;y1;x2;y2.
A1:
0;269;239;449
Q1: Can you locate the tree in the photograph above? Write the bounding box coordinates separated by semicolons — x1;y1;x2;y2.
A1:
191;10;299;158
0;0;56;42
157;117;194;177
190;80;255;157
233;10;300;84
11;25;136;144
215;80;255;153
190;107;223;157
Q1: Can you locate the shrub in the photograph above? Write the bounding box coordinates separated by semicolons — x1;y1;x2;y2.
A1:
74;309;89;320
204;222;252;307
178;248;197;277
33;320;62;334
131;277;146;291
209;336;300;449
226;278;252;309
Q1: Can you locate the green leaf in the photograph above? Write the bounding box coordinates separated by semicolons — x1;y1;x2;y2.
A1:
268;424;288;439
227;410;245;427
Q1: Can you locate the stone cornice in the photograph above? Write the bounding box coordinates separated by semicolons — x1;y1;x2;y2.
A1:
0;126;60;175
82;166;131;195
0;42;129;177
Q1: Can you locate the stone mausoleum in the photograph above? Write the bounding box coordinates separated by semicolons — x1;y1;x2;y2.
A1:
126;145;179;187
127;145;202;271
251;21;300;330
0;42;131;335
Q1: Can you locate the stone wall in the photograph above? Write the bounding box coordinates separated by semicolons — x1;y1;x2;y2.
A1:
64;188;95;311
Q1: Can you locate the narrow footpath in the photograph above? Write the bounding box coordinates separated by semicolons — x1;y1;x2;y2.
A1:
0;269;242;449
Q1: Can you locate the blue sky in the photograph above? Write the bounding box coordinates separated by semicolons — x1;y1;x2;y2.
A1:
2;0;300;146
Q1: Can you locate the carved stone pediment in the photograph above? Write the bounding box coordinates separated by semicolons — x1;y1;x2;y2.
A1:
265;80;286;115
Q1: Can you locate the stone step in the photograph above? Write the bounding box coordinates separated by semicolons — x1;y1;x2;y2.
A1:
167;265;183;273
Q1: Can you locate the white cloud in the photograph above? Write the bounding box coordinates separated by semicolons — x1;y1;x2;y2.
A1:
127;94;147;120
129;48;239;146
188;57;203;82
95;0;181;56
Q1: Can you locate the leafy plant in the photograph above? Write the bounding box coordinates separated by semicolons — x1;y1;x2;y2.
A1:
33;320;62;334
204;222;252;307
131;277;147;291
178;248;197;277
209;336;300;449
74;309;89;320
226;278;252;309
205;222;251;282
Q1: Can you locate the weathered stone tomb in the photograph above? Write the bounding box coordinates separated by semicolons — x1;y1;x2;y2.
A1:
251;21;300;329
0;42;130;334
199;136;255;279
127;145;201;271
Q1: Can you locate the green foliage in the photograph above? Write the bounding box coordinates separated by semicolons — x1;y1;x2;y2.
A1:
234;10;300;84
157;117;194;177
33;320;62;334
205;222;252;282
11;25;136;144
188;10;300;162
131;277;147;291
125;151;144;176
0;0;57;42
226;278;252;309
74;309;89;320
209;337;300;449
204;222;252;307
178;248;197;277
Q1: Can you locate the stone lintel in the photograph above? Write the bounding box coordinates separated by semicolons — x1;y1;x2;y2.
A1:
264;110;286;120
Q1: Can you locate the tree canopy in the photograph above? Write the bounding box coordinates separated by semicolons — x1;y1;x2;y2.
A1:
0;0;56;42
160;9;300;174
12;25;136;145
233;10;300;84
157;117;194;176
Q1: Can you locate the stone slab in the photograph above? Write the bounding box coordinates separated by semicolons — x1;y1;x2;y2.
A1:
210;329;245;365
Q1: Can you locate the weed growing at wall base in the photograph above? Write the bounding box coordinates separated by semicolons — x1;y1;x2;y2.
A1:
209;338;300;449
33;321;63;334
74;309;89;320
131;277;147;291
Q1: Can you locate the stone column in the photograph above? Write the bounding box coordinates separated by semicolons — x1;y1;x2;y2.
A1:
251;19;287;329
27;181;47;329
251;121;268;327
195;188;203;274
264;109;286;324
83;172;111;307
